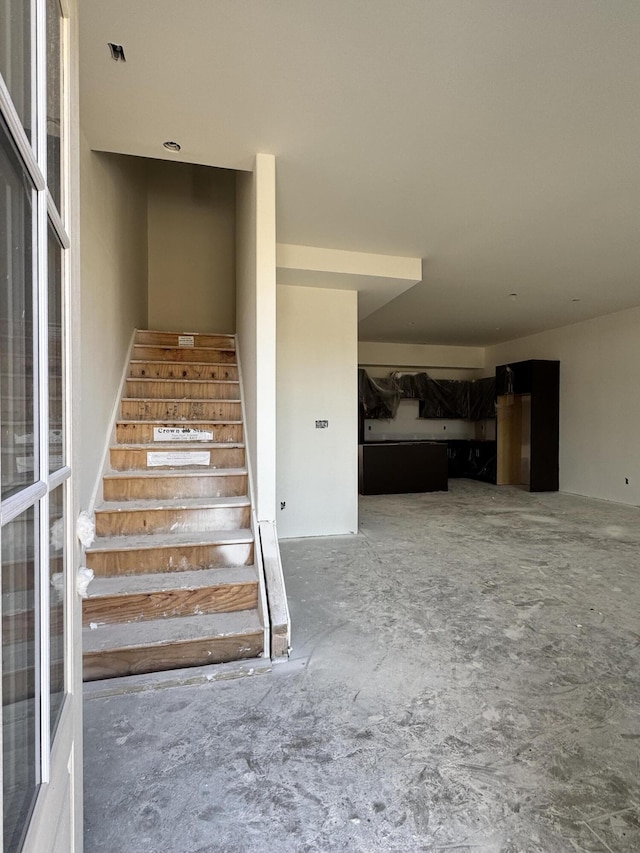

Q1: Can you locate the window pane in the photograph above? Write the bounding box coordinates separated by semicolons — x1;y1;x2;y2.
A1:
49;485;66;736
46;0;62;211
48;227;64;473
0;0;32;139
2;506;39;853
0;123;37;499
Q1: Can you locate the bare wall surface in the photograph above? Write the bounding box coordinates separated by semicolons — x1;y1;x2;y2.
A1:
84;481;640;852
235;155;277;522
486;305;640;506
277;285;358;537
147;161;235;334
79;137;148;508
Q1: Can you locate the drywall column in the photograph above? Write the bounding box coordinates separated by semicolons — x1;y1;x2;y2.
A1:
277;285;358;538
236;154;277;522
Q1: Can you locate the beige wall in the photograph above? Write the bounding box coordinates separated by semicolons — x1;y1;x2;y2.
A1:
147;161;235;334
236;155;277;522
277;285;358;538
486;306;640;506
359;340;484;369
79;136;148;508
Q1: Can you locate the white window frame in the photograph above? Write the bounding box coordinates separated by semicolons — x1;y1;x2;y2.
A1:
0;0;72;847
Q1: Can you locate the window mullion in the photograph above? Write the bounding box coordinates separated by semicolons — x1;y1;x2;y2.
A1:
47;198;69;250
0;76;45;193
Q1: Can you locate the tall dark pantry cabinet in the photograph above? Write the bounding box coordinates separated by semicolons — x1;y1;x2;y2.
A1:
495;359;560;492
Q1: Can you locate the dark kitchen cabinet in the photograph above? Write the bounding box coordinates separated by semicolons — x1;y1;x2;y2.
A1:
359;442;448;494
447;440;496;483
496;359;559;492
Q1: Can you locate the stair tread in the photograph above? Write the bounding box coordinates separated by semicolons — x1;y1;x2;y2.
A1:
129;360;237;367
103;467;247;480
87;528;254;553
137;331;234;341
113;441;244;450
124;397;242;403
86;566;258;600
126;377;239;385
134;342;236;353
116;419;243;425
95;496;250;513
84;609;262;653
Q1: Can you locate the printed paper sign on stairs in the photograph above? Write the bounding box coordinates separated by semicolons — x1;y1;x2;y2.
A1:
153;427;213;442
147;451;211;467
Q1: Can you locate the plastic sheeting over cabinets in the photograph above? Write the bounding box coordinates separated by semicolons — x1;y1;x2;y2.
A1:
358;369;495;420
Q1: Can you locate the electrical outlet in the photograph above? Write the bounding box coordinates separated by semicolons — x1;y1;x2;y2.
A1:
280;501;286;510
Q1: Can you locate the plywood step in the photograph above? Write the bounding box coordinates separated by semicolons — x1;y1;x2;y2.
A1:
125;378;240;400
85;529;254;577
129;361;238;381
115;420;243;444
103;468;248;501
135;330;235;349
94;496;251;536
110;443;245;471
133;345;236;364
83;566;258;626
121;399;242;421
83;610;263;680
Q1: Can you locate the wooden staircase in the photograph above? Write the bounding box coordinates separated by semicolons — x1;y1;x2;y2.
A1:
82;330;269;681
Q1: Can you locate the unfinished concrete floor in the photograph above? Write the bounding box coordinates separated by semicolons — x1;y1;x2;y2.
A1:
84;480;640;852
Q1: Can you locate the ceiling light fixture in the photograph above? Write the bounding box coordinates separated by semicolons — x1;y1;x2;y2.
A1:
107;43;126;62
163;141;181;152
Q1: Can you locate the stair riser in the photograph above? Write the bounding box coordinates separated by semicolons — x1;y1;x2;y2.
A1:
129;363;238;381
110;446;245;471
95;505;251;537
121;400;242;421
4;661;65;704
83;632;263;680
83;583;258;626
3;605;64;645
116;422;243;444
135;331;235;349
103;473;248;501
126;380;239;400
133;345;236;364
86;541;254;577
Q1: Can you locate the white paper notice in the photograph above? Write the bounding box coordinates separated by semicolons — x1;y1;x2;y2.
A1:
147;451;211;467
153;427;213;442
178;335;195;347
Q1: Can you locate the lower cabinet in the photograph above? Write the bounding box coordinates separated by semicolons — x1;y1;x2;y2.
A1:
447;440;497;484
358;439;496;495
359;442;449;495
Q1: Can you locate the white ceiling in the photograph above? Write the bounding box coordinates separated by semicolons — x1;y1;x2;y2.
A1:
80;0;640;346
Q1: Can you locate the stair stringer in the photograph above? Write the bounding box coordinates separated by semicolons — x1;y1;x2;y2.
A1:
87;328;137;515
234;335;290;661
